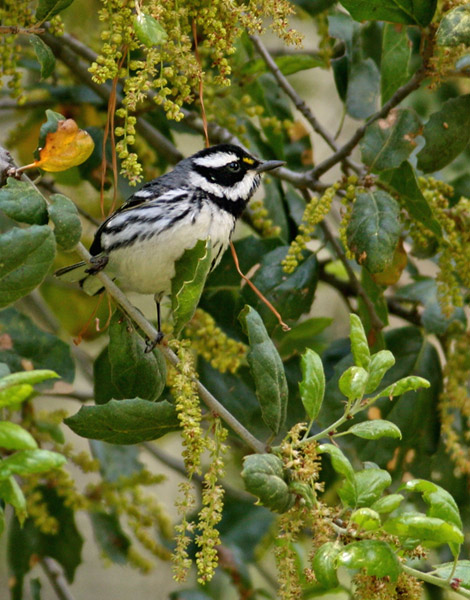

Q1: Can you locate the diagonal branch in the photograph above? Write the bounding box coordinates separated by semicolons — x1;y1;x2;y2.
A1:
43;31;324;191
316;210;384;332
311;67;427;179
250;35;361;174
72;241;267;453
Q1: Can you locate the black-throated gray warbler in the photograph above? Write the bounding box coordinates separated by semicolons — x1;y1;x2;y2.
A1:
56;143;284;343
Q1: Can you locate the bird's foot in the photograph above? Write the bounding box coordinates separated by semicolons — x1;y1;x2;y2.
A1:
85;255;109;275
145;332;164;353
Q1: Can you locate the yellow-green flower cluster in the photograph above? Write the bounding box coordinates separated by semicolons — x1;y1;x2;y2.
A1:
195;417;227;583
282;182;341;273
418;177;470;315
169;338;206;475
0;0;33;104
88;0;301;181
184;308;247;374
439;324;470;475
248;199;282;238
338;177;358;260
353;571;422;600
274;506;305;600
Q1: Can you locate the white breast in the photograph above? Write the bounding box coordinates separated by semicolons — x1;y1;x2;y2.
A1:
105;200;235;296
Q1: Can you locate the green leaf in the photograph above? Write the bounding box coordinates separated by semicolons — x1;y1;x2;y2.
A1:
133;12;168;47
171;239;212;337
35;109;65;160
90;511;130;564
365;350;395;393
339;0;436;26
403;479;462;530
350;507;381;531
433;561;470;590
278;317;332;359
437;5;470;47
380;161;442;238
371;494;404;514
339;366;368;401
242;54;325;76
0;449;65;479
318;443;355;483
0;178;48;225
29;35;55;79
337;540;400;581
0;422;38;450
239;305;288;435
383;513;464;545
108;309;166;402
346;58;380;119
0;384;34;408
243;246;318;331
299;349;325;421
346;190;401;273
360;109;421;173
0;226;56;308
339;468;391;508
0;476;27;523
35;0;74;21
349;314;370;369
64;398;180;444
0;308;75;382
375;375;430;400
348;419;402;440
396;278;465;335
47;193;82;250
312;542;341;589
417;95;470;173
90;441;143;483
0;369;58;391
241;454;294;513
381;24;411;104
7;486;83;598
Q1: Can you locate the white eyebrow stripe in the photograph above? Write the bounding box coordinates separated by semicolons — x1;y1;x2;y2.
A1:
193;152;238;168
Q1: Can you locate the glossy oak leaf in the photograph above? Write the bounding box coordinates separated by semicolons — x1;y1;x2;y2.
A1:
64;398;180;444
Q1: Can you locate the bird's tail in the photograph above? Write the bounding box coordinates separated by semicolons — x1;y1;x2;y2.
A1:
55;262;105;296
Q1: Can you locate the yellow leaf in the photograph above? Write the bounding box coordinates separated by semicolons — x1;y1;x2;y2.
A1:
34;119;94;172
372;238;407;287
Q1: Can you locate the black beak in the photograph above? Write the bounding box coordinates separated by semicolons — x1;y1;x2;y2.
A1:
256;160;285;173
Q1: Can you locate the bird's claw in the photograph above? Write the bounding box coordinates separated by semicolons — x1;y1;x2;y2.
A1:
145;332;164;353
85;255;109;275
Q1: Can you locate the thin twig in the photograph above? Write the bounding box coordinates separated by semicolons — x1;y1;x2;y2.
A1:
42;31;324;191
0;26;44;34
250;35;361;174
317;212;384;332
311;67;427;179
230;242;290;331
192;20;210;148
40;557;76;600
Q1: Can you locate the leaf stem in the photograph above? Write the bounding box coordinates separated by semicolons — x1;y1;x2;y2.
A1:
401;564;470;600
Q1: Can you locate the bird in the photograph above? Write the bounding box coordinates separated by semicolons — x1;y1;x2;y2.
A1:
55;143;284;347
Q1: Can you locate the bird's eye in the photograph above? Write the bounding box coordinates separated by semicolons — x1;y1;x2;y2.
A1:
227;162;241;173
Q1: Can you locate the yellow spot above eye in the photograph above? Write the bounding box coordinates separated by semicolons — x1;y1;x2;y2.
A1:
242;157;255;165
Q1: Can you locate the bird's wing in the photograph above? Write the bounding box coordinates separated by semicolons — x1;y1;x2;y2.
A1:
90;188;191;255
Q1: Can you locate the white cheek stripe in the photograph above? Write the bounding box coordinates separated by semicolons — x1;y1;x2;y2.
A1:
193;152;238;168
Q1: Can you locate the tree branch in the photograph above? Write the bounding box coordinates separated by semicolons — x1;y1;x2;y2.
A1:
311;67;427;178
71;243;266;453
250;35;361;174
317;214;384;331
43;31;324;191
40;557;76;600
